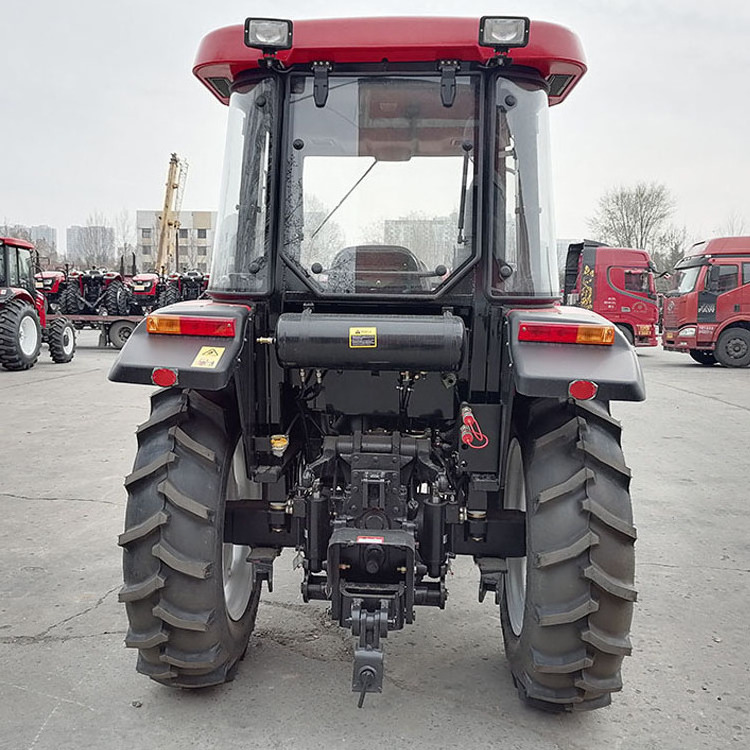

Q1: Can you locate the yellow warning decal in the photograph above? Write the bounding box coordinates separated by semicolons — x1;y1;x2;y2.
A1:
191;346;226;369
349;326;377;348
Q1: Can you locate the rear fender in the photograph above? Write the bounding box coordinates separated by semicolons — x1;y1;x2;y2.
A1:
507;306;645;401
108;300;250;390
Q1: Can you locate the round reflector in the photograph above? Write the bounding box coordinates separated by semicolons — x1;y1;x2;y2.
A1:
568;379;598;400
152;367;178;387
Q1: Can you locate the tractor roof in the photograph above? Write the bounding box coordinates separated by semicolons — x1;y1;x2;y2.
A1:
0;236;34;250
194;17;586;107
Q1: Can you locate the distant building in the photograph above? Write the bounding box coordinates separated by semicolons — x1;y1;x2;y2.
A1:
136;210;217;274
29;225;57;248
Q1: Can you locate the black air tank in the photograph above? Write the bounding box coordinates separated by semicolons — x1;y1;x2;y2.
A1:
275;312;465;371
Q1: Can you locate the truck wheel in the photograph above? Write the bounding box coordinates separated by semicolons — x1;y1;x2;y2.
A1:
714;328;750;368
59;285;80;315
688;349;716;366
106;280;130;316
0;299;42;371
108;320;135;349
615;324;634;346
47;318;76;363
118;388;261;688
501;398;636;711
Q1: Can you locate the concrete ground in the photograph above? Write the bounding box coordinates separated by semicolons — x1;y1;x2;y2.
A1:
0;333;748;750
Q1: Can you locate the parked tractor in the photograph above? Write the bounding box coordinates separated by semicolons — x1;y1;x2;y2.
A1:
0;237;76;370
111;16;644;712
34;270;67;312
60;267;129;318
663;236;750;367
165;269;209;302
563;241;659;347
127;271;166;315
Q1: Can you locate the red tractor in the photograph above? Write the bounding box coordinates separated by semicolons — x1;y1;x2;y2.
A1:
111;16;643;711
0;237;76;370
34;269;67;312
127;271;166;314
164;268;209;302
60;267;130;318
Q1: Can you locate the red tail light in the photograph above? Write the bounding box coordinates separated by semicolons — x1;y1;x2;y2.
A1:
147;314;236;337
152;368;178;387
518;322;615;345
568;379;598;400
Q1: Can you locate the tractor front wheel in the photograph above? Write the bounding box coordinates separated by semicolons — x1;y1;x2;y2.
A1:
118;388;261;688
0;299;42;371
500;398;636;711
47;318;76;363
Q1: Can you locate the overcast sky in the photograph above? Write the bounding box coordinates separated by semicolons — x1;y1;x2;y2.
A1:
2;0;749;253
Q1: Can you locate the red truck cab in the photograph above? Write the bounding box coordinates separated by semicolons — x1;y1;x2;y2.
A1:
662;237;750;367
563;240;659;346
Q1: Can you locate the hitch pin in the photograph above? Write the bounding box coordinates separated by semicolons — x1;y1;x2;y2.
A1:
357;667;376;708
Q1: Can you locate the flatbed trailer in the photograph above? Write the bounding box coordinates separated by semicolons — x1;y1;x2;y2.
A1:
47;313;143;349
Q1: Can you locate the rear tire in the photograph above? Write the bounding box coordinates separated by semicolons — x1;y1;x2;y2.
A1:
0;299;42;371
59;285;80;315
714;328;750;368
47;318;76;363
105;280;130;316
688;349;716;366
500;398;636;711
108;320;135;349
157;285;181;309
615;324;634;346
118;389;261;688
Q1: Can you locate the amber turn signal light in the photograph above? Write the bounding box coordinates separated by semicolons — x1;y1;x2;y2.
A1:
146;314;236;337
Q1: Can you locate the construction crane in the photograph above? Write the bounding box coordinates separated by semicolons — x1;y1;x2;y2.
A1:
154;153;189;273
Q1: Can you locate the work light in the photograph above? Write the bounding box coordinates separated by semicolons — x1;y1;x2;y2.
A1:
479;17;530;49
244;18;293;51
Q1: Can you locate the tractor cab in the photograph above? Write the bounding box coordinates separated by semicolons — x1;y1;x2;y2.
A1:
111;16;645;712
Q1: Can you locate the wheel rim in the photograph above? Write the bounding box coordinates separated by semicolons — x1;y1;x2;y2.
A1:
504;438;527;638
725;336;748;361
19;315;39;357
222;440;255;622
62;326;75;356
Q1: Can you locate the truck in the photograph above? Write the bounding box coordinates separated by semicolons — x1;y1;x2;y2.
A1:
662;236;750;367
563;240;659;347
109;15;644;712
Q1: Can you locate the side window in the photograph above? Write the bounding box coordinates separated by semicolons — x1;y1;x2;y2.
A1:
17;250;34;290
717;264;738;293
742;262;750;285
8;249;19;286
623;270;649;293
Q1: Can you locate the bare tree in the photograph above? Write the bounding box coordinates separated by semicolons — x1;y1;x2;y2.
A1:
588;182;675;251
714;209;747;237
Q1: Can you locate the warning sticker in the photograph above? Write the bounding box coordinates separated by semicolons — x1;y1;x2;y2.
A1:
356;535;385;544
349;326;377;348
191;346;226;369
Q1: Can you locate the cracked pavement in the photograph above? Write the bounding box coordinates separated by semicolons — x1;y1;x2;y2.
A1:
0;333;748;749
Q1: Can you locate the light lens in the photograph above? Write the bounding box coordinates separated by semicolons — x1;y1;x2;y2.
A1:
152;368;178;387
518;322;615;346
678;327;696;337
146;314;236;337
569;380;599;400
244;18;293;50
479;17;530;48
